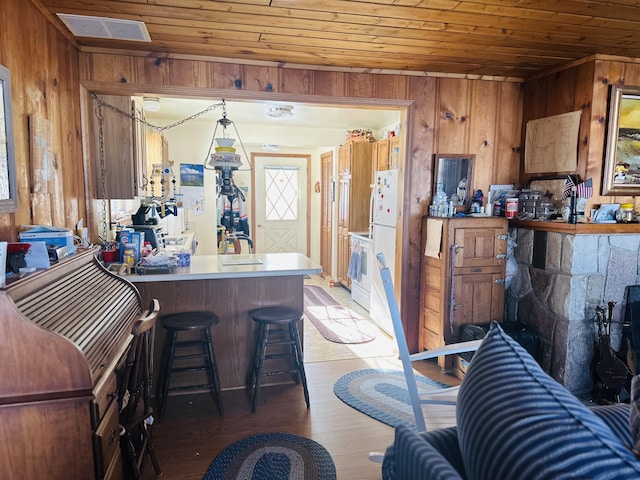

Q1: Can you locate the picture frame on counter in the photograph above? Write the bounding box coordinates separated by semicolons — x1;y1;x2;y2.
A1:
602;84;640;196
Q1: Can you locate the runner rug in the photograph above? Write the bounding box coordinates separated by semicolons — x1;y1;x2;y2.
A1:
333;368;450;430
303;285;377;344
202;432;336;480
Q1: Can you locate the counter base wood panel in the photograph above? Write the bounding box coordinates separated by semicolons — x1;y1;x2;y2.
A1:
419;216;508;374
137;275;303;391
132;253;321;393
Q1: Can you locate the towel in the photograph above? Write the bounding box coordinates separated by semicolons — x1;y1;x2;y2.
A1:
347;248;362;282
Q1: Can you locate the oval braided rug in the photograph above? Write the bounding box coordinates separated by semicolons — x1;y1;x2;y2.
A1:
333;368;450;430
202;432;337;480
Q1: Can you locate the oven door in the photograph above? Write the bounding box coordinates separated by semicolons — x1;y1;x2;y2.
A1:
351;240;371;310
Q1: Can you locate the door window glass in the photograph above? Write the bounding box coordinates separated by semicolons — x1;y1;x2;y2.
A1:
265;167;298;221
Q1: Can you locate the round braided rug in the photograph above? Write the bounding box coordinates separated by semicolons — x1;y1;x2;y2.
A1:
202;432;337;480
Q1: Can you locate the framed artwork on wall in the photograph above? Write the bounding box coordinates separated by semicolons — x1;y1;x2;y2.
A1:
602;84;640;196
0;64;18;213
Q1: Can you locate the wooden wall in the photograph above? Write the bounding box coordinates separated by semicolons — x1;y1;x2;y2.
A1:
78;53;523;351
523;56;640;212
0;0;84;241
1;0;524;351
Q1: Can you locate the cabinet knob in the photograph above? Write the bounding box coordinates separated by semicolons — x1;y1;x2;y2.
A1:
496;254;506;259
495;278;505;285
497;234;507;241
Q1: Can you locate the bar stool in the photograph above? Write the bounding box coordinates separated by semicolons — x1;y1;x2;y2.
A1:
159;311;224;420
249;306;309;413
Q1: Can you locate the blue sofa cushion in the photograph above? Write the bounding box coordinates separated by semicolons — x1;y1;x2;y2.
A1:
457;322;640;480
384;425;464;480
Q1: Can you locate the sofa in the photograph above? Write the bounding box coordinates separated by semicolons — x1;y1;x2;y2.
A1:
382;322;640;480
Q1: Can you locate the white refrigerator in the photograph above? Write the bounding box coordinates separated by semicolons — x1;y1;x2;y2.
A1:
369;169;399;337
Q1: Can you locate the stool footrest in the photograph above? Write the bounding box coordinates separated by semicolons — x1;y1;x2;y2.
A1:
170;366;211;374
173;352;208;360
169;384;216;392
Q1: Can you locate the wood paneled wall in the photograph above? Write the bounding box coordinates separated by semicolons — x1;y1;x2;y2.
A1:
78;52;523;350
523;56;640;212
0;0;84;241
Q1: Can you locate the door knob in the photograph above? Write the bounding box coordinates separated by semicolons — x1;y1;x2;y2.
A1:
496;254;506;259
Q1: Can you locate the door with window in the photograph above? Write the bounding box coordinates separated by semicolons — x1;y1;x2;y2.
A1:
253;154;309;254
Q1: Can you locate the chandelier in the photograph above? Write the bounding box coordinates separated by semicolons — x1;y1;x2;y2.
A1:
203;99;250;197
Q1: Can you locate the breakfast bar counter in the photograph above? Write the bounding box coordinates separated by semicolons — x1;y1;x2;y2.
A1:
130;253;321;393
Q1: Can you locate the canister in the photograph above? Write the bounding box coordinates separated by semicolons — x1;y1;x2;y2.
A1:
620;203;635;222
506;198;519;219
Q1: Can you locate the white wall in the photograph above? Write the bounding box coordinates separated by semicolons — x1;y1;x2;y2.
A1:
155;117;345;263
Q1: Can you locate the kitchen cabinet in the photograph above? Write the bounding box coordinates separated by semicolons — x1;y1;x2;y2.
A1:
92;95;145;199
337;141;373;287
372;138;390;172
419;216;508;373
372;136;401;173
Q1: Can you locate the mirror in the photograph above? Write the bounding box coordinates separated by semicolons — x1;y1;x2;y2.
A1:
0;64;17;213
432;154;475;208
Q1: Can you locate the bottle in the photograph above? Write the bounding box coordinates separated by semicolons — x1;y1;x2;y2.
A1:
568;186;577;224
433;183;448;217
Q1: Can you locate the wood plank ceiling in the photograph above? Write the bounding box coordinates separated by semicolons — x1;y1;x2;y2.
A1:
37;0;640;80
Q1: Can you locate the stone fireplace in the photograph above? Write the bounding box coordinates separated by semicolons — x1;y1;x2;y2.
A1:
507;226;640;396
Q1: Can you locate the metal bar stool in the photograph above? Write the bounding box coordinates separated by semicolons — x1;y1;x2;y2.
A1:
159;311;224;420
249;306;310;413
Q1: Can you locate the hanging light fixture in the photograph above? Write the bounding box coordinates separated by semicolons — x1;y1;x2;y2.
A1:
203;100;250;197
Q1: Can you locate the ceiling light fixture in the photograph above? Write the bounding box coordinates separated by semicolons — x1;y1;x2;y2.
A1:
265;104;294;118
203;100;251;197
142;97;161;112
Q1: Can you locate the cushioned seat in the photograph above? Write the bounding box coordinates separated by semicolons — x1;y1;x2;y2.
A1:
382;322;640;480
159;311;224;420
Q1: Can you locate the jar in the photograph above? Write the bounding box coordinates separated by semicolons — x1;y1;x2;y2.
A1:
620;203;635;223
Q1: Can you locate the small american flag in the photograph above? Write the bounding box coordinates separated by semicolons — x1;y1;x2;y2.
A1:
577;178;593;199
562;175;576;199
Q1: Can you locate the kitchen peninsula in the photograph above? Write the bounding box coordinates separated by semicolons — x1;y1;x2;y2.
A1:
129;253;321;391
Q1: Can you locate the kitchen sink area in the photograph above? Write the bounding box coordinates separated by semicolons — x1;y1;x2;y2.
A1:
162;231;196;254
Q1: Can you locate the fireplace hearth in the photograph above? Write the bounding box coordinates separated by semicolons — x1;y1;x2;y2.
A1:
507;228;640;396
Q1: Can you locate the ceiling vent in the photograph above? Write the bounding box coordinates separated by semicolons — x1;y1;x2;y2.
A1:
265;105;294;119
56;14;151;42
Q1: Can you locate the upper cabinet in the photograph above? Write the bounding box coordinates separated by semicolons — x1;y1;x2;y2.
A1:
372;136;401;173
91;95;146;199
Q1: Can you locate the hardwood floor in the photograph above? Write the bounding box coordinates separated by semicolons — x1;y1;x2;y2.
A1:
141;280;459;479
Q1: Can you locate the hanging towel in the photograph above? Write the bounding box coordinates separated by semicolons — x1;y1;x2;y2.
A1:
347;241;362;282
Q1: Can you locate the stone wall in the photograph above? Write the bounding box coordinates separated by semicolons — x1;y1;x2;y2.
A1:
507;228;640;395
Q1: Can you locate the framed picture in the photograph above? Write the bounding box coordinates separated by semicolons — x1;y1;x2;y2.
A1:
0;64;18;213
602;85;640;195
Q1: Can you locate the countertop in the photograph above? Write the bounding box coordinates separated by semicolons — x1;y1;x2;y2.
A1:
128;252;322;283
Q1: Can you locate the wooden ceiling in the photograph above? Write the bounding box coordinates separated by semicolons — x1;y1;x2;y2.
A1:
37;0;640;80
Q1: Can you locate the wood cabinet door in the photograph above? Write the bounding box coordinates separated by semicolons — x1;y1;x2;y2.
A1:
452;225;507;270
389;136;401;169
338;143;351;175
451;272;505;340
93;95;136;199
320;151;333;278
375;139;390;170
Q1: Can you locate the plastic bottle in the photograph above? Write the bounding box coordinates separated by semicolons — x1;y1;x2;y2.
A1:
433;183;448;217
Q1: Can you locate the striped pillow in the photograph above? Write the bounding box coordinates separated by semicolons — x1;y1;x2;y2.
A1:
457;322;640;480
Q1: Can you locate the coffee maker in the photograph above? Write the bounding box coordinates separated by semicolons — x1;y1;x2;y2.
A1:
128;204;165;249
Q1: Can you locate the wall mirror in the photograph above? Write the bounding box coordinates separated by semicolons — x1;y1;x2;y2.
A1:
0;64;18;213
432;154;475;208
602;84;640;196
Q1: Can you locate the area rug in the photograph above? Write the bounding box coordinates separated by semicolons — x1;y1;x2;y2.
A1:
333;368;450;429
203;432;336;480
303;285;377;344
